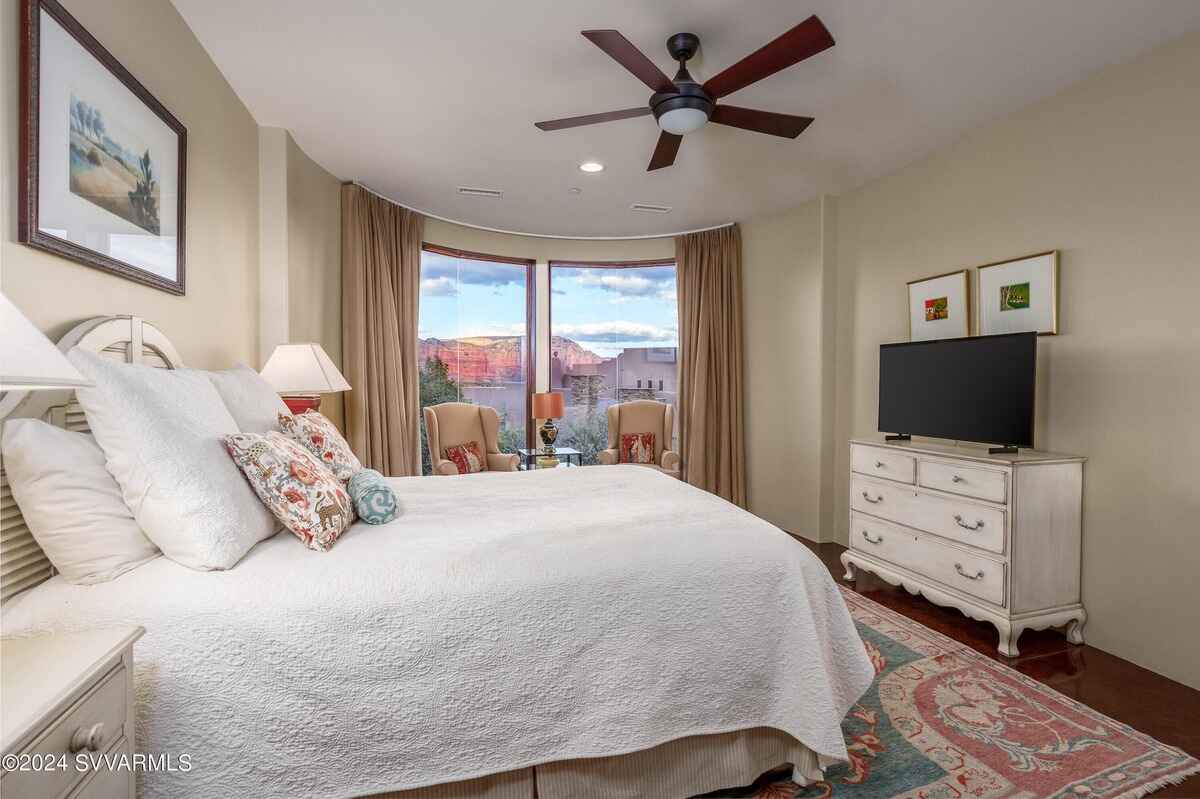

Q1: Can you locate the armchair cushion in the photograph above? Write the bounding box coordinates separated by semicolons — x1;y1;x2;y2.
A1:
619;432;656;464
444;441;485;474
486;452;520;472
597;448;619;466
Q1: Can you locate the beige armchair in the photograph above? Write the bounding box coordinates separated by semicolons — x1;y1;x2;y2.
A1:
597;400;681;478
423;402;520;475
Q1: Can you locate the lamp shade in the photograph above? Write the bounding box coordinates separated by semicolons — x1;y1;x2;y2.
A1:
532;392;565;419
260;343;351;395
0;292;91;391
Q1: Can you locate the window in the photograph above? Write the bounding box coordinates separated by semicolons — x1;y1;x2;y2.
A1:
548;261;678;465
418;245;533;474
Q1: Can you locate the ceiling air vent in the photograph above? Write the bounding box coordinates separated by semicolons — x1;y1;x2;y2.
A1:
457;186;504;199
629;202;672;214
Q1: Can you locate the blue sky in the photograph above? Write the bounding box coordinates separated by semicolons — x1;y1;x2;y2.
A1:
418;253;678;359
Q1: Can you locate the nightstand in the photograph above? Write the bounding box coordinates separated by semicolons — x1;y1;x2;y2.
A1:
1;626;143;799
517;447;583;469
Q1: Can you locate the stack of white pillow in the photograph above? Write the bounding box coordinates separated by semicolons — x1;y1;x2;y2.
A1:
1;350;306;584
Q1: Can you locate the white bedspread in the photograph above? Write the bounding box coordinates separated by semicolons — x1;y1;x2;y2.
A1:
1;466;873;799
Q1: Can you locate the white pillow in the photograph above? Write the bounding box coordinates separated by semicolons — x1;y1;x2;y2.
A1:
198;364;289;436
68;349;277;570
1;419;159;584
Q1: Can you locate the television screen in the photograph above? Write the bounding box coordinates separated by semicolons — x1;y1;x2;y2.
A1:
878;332;1037;447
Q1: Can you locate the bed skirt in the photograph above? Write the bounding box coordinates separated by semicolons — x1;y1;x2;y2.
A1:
364;727;824;799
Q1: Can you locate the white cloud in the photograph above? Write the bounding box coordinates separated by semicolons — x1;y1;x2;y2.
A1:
421;276;457;297
572;269;674;299
553;321;675;342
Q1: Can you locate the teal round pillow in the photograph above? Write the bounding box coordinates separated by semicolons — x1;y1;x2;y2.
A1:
348;469;399;524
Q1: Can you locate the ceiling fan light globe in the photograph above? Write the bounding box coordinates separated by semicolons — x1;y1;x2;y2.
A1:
659;107;708;135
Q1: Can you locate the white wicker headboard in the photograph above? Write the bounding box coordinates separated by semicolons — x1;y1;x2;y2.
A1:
0;315;183;604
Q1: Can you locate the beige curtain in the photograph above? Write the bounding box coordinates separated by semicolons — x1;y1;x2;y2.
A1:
675;225;746;506
341;184;424;476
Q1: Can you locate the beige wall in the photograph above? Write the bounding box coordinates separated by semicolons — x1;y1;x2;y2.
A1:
740;201;826;538
827;31;1200;688
285;137;343;430
0;0;260;370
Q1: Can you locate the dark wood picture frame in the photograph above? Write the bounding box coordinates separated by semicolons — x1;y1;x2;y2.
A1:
19;0;187;294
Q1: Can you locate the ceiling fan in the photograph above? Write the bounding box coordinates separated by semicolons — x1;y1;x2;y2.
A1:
534;16;835;171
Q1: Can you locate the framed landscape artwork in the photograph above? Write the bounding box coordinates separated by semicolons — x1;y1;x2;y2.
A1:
907;270;969;341
977;251;1059;335
19;0;187;294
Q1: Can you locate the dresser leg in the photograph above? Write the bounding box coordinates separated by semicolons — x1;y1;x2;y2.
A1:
1066;614;1086;645
996;620;1021;658
840;552;856;582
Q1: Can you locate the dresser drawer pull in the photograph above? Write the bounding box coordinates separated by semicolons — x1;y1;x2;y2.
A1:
954;563;985;581
952;474;964;483
861;530;883;545
861;491;882;504
69;722;107;753
953;514;984;531
874;460;885;468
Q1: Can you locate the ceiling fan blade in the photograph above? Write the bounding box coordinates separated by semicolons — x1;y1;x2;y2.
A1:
710;105;814;138
581;30;676;93
534;107;651;132
702;15;834;99
647;131;682;171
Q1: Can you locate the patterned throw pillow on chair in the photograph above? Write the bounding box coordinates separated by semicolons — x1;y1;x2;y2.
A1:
619;432;656;464
278;410;361;481
444;441;484;474
224;432;355;551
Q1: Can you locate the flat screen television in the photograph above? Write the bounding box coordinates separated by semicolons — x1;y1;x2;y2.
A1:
878;332;1037;449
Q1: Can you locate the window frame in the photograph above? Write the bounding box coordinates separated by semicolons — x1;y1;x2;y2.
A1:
546;258;679;459
420;243;537;450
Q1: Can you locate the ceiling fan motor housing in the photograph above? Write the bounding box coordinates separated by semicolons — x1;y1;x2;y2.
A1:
651;34;713;135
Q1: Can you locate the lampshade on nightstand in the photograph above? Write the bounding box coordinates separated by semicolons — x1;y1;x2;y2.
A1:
260;343;350;415
0;292;91;392
532;391;565;453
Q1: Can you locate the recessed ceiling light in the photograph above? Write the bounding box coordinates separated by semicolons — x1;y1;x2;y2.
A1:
578;161;604;173
568;187;582;194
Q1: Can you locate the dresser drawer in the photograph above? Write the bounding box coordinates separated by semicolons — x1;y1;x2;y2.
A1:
851;512;1006;606
851;475;1006;554
69;736;132;799
850;444;915;484
2;665;127;799
919;459;1008;504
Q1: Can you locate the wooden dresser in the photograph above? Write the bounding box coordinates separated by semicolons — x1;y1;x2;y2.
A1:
1;626;142;799
841;437;1085;656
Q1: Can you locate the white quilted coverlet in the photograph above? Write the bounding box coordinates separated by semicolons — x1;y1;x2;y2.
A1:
1;466;873;799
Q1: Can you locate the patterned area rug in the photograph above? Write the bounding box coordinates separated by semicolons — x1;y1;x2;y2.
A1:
756;588;1200;799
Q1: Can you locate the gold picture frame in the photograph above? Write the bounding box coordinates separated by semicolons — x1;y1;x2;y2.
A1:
906;269;970;341
976;250;1059;336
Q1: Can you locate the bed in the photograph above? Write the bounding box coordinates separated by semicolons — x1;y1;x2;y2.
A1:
0;316;874;799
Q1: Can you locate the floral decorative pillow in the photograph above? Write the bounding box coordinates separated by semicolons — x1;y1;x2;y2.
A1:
224;432;355;551
620;432;656;464
444;441;484;474
278;411;361;481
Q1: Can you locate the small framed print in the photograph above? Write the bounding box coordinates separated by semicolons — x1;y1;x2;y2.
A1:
977;251;1058;335
19;0;187;294
907;270;969;341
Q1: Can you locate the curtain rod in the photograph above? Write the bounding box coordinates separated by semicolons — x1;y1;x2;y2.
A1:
352;181;735;241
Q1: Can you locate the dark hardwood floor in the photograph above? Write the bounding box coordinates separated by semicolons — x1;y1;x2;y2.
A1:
796;537;1200;798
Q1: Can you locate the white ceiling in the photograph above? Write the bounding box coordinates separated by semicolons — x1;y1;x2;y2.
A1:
172;0;1200;238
